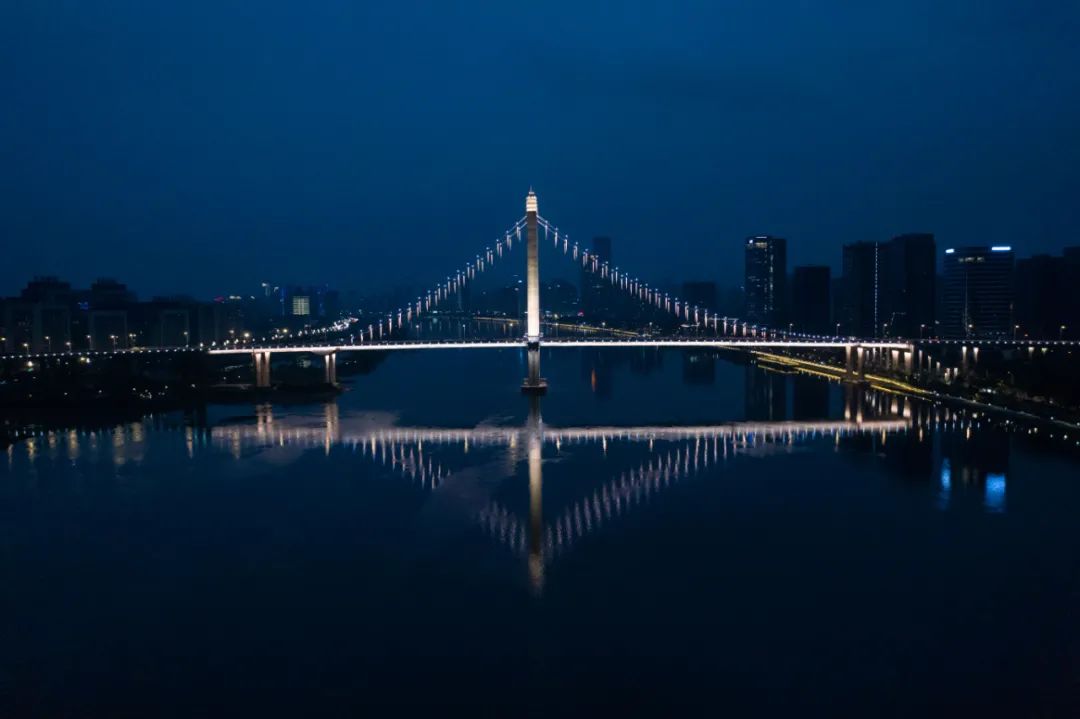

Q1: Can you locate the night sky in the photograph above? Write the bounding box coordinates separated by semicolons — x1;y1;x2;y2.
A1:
3;2;1079;299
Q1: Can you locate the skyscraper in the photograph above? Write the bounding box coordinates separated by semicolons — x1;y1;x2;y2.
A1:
942;246;1014;338
841;241;880;338
790;265;831;334
744;236;787;326
841;235;936;339
882;233;935;338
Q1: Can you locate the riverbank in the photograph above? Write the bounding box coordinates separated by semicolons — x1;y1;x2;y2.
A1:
752;351;1080;437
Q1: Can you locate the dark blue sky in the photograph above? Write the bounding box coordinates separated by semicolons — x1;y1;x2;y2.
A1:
3;1;1079;298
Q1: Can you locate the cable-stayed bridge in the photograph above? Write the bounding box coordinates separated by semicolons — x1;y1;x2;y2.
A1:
5;190;1075;390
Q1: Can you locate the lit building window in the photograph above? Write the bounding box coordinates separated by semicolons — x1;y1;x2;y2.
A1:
292;296;311;316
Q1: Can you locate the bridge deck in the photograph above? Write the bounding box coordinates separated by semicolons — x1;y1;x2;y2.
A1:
209;338;913;355
7;336;1076;362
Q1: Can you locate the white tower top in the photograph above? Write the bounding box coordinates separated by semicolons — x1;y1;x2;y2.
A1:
525;188;538;214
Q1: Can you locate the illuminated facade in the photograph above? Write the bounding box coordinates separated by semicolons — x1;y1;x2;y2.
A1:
942;246;1014;338
744;236;787;326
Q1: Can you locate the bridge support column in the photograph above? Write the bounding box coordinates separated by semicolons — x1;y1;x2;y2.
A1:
253;351;271;388
323;351;337;385
856;345;865;379
521;344;547;394
844;344;854;378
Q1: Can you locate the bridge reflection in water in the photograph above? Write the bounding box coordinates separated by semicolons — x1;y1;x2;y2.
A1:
3;384;1018;595
206;390;913;594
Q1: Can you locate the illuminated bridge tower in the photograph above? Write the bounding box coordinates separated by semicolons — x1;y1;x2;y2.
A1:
522;188;547;393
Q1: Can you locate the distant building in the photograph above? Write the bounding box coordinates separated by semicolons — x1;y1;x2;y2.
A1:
89;278;136;308
942;246;1014;338
840;235;936;339
789;266;831;335
1015;253;1071;340
744;236;787;326
882;233;935;338
0;277;74;352
841;241;880;338
280;285;340;320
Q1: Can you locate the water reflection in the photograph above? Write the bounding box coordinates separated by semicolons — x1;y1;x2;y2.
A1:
0;363;1039;597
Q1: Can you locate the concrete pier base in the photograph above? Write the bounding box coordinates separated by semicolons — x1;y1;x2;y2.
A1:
252;351;271;388
521;345;547;394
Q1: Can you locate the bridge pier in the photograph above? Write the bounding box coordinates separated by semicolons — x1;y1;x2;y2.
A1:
323;351;338;385
844;344;866;381
252;351;271;388
521;344;547;394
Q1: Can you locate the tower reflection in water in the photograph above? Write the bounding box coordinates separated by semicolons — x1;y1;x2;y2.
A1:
1;375;1023;592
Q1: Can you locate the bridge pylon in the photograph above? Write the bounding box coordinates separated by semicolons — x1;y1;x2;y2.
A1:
522;188;547;394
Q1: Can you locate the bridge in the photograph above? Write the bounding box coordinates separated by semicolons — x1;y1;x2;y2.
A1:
208;189;923;391
4;189;1077;390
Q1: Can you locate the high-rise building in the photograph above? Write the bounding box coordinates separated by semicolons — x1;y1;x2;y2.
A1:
790;265;831;335
280;285;339;319
882;233;935;338
841;235;936;339
1015;254;1064;340
744;236;787;326
942;246;1014;338
841;241;880;338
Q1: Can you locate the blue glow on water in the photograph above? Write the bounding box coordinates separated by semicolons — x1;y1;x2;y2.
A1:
985;473;1007;512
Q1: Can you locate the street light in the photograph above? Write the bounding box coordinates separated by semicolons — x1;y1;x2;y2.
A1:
1014;324;1020;341
920;324;927;339
44;335;51;352
110;334;118;350
835;322;841;337
1061;325;1067;341
87;334;93;350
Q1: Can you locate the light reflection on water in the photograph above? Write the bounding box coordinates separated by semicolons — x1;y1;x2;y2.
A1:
3;349;1078;713
1;371;1024;561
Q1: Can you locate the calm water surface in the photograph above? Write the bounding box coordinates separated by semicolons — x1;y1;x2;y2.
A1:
3;348;1079;715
